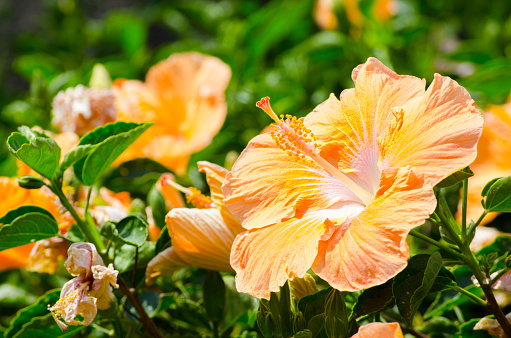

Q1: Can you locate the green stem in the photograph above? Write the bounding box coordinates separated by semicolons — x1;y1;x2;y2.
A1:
467;211;489;240
409;229;465;260
437;191;461;236
50;182;105;251
452;285;486;307
213;321;220;338
436;204;463;248
437;189;511;336
84;186;93;218
461;179;468;239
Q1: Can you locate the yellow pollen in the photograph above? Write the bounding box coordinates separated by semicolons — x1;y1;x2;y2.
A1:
186;187;213;209
49;289;81;318
256;96;375;205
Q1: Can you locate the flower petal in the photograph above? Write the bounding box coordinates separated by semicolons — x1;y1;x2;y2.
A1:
352;322;404;338
65;243;103;278
223;133;361;230
313;166;436;291
198;161;244;234
304;58;426;193
230;209;348;299
0;243;34;271
167;208;236;272
378;73;483;185
145;247;189;285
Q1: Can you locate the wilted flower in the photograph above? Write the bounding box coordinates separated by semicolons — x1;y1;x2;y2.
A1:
50;243;118;331
223;58;482;298
352;322;403;338
52;85;116;135
458;96;511;225
112;52;231;174
474;313;511;338
145;162;244;284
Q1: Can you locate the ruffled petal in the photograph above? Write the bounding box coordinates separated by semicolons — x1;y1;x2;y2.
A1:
167;208;236;272
145;247;189;285
313;166;436;291
352;322;404;338
223;133;361;230
304;58;426;193
65;243;103;278
230;209;350;299
378;73;483;185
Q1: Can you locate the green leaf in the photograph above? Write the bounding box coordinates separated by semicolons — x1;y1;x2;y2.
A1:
115;215;148;247
55;144;96;178
0;205;54;224
7;132;61;179
5;289;60;338
429;266;457;293
66;223;86;243
0;213;59;250
125;291;159;318
436;167;473;188
298;287;331;323
476;235;511;257
73;122;152;185
421;316;458;336
425;284;484;319
393;252;443;326
147;185;167;229
481;178;500;197
154;224;170;255
352;280;394;317
454;318;493;338
12;313;84;338
324;289;348;338
203;271;226;322
114;241;155;273
482;176;511;212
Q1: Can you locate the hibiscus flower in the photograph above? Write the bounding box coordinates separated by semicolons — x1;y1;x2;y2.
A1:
222;57;483;298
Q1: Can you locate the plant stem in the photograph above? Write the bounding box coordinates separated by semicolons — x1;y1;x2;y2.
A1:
50;182;104;251
118;277;164;338
50;182;163;338
409;229;465;260
436;189;511;336
213;321;220;338
452;285;486;307
461;179;468;238
84;186;93;218
467;211;489;239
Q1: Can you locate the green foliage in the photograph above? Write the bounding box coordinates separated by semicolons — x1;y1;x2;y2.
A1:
437;167;474;188
324;289;348;338
393;252;446;326
482;175;511;212
7;129;61;179
352;280;394;318
0;208;59;251
73;121;152;185
203;271;226;323
114;215;148;247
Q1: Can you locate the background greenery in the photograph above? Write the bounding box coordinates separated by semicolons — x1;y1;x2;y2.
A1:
1;0;511;336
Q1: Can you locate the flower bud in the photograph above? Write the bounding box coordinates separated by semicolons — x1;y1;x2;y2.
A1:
17;175;45;189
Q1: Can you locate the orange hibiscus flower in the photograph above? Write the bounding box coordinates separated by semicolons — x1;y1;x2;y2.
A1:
145;161;244;284
457;97;511;225
112;52;231;175
222;58;483;298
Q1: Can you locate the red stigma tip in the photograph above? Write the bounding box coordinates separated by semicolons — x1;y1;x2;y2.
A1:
256;96;270;109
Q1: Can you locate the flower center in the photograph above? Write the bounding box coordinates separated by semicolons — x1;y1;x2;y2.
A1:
257;96;374;205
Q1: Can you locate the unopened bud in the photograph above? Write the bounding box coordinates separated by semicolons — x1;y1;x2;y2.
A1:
17;175;45;189
290;273;319;301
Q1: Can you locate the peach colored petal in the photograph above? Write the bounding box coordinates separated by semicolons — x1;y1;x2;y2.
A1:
289;273;319;301
230;208;350;299
0;243;34;271
313;167;436;291
145;247;189;285
352;322;404;338
65;243;103;278
223;133;362;230
379;74;482;185
305;58;482;188
27;237;69;274
167;208;236;272
474;313;511;338
198;161;245;234
113;52;231;174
